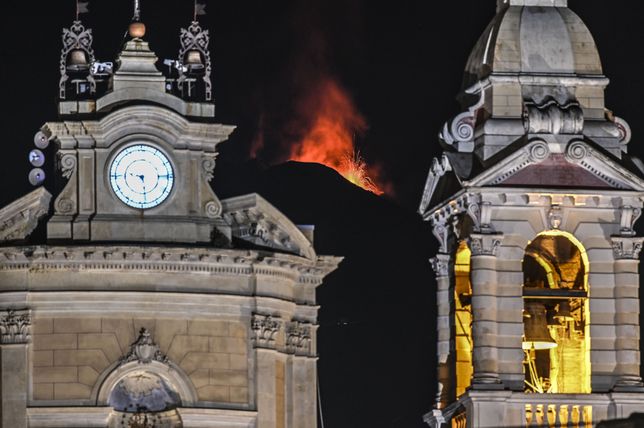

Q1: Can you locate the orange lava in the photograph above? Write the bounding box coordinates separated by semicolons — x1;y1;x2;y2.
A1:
289;79;384;195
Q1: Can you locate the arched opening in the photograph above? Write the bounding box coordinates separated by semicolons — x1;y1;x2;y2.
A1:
522;231;591;394
454;241;473;397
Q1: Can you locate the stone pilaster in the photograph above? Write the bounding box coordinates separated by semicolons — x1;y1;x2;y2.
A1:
430;253;454;408
468;234;505;389
611;237;644;391
252;314;286;428
0;309;30;428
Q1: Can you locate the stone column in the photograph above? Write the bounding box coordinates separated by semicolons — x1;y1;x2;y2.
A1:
468;234;504;388
611;237;644;391
0;309;30;428
430;254;454;408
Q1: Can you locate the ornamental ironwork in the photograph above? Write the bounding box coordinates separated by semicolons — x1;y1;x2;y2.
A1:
59;20;96;99
178;21;213;101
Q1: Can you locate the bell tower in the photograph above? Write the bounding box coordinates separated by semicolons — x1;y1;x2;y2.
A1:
420;1;644;426
0;2;340;428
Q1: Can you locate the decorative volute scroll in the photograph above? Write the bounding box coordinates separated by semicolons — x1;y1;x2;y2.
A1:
178;21;213;101
612;237;644;260
286;321;313;356
619;206;642;237
251;314;281;350
59;20;96;99
0;309;31;344
441;112;475;149
120;328;169;365
0;188;51;242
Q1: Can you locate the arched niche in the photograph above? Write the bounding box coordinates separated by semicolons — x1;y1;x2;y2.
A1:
522;230;591;394
96;360;198;407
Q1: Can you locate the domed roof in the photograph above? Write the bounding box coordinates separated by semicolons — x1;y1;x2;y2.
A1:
464;6;602;87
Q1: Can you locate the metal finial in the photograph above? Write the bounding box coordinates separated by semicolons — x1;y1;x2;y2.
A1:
133;0;141;21
129;0;146;38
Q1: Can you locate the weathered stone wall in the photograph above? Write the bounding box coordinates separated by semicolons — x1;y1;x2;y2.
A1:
31;316;249;404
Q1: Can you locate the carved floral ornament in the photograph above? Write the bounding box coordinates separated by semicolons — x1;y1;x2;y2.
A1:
286;321;313;356
250;314;316;356
0;309;31;344
178;21;213;101
59;20;96;99
251;314;281;349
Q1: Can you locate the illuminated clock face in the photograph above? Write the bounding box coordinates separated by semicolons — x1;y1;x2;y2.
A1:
109;144;174;209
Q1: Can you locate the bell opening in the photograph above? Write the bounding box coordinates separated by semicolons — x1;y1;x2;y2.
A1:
522;231;591;394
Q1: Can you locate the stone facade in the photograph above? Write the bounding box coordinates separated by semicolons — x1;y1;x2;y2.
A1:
0;8;340;428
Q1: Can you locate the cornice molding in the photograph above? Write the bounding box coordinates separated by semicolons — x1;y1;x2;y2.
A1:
0;246;339;287
0;188;51;242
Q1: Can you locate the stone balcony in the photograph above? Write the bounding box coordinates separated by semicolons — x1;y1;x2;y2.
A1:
425;391;644;427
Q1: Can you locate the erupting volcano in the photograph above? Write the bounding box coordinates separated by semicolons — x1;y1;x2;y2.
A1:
288;79;384;195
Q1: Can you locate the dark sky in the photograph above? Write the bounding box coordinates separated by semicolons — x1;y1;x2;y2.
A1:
1;1;643;427
2;0;642;207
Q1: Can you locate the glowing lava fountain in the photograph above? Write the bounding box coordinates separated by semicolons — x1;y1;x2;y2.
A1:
289;79;384;195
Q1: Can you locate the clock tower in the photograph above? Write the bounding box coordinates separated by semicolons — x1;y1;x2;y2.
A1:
47;11;233;244
0;5;340;428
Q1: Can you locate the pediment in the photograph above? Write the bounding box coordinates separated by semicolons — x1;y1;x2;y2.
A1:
221;194;316;260
465;140;644;191
0;188;51;242
419;155;464;218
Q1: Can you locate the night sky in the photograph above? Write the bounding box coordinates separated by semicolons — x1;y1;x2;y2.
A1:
1;1;643;427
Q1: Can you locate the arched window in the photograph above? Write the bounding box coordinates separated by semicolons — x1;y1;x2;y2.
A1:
454;241;473;397
522;231;591;394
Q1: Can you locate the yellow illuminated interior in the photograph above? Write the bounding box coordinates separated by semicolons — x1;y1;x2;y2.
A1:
454;241;473;397
522;231;591;394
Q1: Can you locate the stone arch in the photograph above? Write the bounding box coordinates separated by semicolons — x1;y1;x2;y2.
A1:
522;230;591;394
95;360;198;408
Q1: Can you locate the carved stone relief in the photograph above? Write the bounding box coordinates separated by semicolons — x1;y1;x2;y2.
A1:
120;328;169;365
251;314;281;350
0;309;31;344
468;233;503;257
430;255;450;278
286;321;313;356
612;237;644;260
